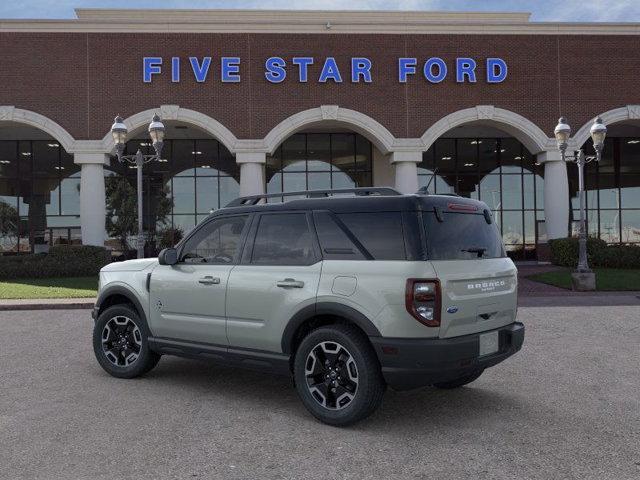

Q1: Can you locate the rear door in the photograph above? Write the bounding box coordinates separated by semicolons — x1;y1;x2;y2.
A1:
226;212;322;353
423;208;518;339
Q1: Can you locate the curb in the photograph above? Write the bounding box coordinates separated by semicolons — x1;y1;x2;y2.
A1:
0;301;95;311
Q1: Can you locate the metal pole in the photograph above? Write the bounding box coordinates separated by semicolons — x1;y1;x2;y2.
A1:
576;150;590;272
136;149;144;259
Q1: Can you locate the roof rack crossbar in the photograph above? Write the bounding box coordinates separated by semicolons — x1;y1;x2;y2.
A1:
226;187;401;207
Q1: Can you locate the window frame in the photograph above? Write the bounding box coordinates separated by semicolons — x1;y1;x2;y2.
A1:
176;213;252;265
242;211;322;266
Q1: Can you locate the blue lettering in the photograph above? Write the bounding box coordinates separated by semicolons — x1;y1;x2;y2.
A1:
265;57;286;83
319;57;342;83
398;58;416;83
171;57;180;83
189;57;211;82
456;58;477;83
292;57;314;82
351;58;372;83
487;58;508;83
423;57;447;83
221;57;241;82
143;57;162;83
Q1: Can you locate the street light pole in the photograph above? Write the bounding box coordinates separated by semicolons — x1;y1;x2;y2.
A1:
111;114;165;259
553;116;607;288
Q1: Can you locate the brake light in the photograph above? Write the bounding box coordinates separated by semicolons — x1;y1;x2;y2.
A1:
405;279;441;327
448;203;478;212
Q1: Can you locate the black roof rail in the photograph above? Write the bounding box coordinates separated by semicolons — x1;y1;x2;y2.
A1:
225;187;401;207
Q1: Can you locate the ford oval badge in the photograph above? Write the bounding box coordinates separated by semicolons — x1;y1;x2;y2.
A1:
446;306;459;314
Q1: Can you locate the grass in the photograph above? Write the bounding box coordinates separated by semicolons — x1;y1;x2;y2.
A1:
0;276;99;299
527;268;640;291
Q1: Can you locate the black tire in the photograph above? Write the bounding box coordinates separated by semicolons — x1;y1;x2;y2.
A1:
293;324;385;427
433;369;484;389
93;304;160;379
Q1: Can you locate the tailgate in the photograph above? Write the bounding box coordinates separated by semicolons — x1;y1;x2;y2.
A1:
431;258;518;338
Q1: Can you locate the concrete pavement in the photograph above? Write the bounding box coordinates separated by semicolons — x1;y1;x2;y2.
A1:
1;306;639;479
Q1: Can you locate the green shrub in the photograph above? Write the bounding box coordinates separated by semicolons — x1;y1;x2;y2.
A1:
549;237;640;269
0;245;112;280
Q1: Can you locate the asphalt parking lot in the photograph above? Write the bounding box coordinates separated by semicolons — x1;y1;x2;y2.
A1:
1;306;639;480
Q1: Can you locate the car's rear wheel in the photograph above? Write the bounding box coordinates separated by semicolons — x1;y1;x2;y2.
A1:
93;304;160;378
433;369;484;389
293;324;385;426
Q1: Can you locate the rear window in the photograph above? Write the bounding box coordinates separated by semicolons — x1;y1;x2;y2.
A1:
423;211;505;260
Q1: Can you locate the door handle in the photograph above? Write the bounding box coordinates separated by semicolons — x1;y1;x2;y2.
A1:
277;278;305;288
199;276;221;285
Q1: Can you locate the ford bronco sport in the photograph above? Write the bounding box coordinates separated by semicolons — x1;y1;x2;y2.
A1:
92;187;524;426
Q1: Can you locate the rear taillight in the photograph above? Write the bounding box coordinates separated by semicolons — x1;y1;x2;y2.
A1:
405;279;441;327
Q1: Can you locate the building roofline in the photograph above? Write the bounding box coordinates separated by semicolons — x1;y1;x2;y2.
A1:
0;9;638;35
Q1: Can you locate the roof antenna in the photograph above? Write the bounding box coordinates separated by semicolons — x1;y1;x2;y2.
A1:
418;168;438;195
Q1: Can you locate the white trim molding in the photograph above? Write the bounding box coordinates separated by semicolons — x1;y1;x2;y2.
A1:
100;105;239;155
421;105;553;155
0;106;76;153
263;105;397;155
571;105;640;149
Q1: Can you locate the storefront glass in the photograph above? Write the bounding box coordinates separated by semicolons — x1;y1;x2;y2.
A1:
0;140;80;253
107;138;239;252
419;137;544;258
571;137;640;244
266;133;373;197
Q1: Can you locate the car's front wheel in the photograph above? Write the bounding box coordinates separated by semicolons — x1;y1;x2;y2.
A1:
93;304;160;378
293;324;385;426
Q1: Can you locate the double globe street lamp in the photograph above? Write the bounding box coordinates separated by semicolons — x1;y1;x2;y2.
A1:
111;114;166;259
553;116;607;290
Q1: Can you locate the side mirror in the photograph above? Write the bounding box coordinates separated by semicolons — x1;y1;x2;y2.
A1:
158;248;178;266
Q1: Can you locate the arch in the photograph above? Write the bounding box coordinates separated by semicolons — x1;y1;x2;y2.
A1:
0;106;76;152
572;105;640;148
420;105;552;155
100;105;239;155
263;105;396;155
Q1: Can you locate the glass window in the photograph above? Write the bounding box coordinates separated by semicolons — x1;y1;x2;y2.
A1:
307;134;331;171
337;212;405;260
621;138;640;173
181;215;248;264
313;211;365;260
423;211;504;260
502;211;524;248
251;213;315;265
621;210;640;243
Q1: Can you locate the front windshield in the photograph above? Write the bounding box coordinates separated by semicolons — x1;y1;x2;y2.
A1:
423;211;505;260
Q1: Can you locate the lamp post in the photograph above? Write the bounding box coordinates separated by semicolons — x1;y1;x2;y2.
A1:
553;116;607;289
111;114;165;259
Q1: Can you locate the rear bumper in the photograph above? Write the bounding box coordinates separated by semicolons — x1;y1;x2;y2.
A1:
370;322;524;391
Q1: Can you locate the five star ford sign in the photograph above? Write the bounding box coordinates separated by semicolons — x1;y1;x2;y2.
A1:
142;56;508;84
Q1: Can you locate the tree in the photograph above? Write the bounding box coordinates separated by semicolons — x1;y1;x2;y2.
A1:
105;176;172;252
0;200;19;251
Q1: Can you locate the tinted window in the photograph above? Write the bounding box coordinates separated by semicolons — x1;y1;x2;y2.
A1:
423;212;505;260
251;213;315;265
337;212;406;260
181;215;248;264
313;211;366;260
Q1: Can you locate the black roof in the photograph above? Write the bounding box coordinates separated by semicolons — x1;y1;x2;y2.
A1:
217;193;489;216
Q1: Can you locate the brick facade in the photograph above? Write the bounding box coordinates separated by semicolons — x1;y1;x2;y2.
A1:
1;32;638;142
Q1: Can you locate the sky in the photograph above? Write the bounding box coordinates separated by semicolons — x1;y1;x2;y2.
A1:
0;0;639;22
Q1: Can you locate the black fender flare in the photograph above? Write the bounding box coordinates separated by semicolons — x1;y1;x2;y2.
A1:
95;285;149;329
281;302;381;354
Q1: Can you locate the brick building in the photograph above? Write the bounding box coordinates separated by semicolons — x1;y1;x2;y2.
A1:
0;9;639;257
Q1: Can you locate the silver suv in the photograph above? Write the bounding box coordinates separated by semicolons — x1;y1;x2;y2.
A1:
92;188;524;426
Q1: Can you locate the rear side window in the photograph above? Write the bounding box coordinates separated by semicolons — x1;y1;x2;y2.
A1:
337;212;406;260
313;212;366;260
251;213;316;265
423;212;505;260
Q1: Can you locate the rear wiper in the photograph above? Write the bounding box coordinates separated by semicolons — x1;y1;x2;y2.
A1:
461;247;487;258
